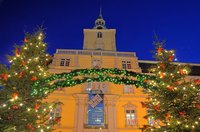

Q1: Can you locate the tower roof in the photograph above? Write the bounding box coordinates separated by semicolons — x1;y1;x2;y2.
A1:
93;7;106;29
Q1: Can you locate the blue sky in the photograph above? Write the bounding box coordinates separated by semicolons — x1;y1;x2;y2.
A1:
0;0;200;64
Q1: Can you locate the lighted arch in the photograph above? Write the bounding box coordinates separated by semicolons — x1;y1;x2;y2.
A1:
31;68;157;97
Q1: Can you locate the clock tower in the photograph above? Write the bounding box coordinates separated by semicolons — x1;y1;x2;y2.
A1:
83;9;117;51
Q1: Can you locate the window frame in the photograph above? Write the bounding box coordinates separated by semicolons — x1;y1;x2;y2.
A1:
122;60;132;70
123;103;137;127
92;59;101;69
97;32;102;38
59;58;70;67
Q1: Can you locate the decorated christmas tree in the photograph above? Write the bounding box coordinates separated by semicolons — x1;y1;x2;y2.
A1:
0;30;60;131
142;38;200;131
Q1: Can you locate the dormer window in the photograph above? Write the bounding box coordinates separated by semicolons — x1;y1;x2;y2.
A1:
97;32;102;38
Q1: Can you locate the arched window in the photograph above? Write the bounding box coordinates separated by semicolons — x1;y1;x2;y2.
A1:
123;102;137;126
49;102;62;127
97;32;102;38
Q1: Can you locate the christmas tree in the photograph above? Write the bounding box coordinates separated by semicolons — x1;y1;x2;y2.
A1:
142;38;200;131
0;30;60;131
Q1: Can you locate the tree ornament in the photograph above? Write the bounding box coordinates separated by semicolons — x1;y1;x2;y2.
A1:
168;55;174;61
174;81;179;86
196;104;200;110
154;105;160;111
18;71;25;78
15;48;20;56
165;113;171;119
24;38;28;43
143;79;148;83
55;117;61;123
159;63;165;70
21;60;26;66
167;86;174;91
12;105;19;110
1;73;8;81
157;47;163;54
179;111;186;117
31;76;37;81
35;103;40;110
159;72;165;78
12;92;18;99
194;79;200;85
179;69;187;75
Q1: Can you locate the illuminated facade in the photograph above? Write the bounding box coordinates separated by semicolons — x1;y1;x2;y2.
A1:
46;11;200;132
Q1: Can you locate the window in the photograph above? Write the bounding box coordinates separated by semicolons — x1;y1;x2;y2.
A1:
93;59;101;69
60;59;65;66
60;58;70;67
122;60;132;69
126;110;137;126
97;32;102;38
124;85;134;93
65;59;70;66
49;106;62;126
124;103;137;126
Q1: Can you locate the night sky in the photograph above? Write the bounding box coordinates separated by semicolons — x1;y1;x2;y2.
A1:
0;0;200;64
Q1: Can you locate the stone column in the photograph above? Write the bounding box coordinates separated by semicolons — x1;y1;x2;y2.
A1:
73;94;87;132
105;94;119;132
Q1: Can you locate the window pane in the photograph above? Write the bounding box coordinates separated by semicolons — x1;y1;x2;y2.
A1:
127;63;131;69
122;63;126;69
60;59;65;66
65;59;70;66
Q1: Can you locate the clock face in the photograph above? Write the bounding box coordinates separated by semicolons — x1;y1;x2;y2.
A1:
93;59;101;69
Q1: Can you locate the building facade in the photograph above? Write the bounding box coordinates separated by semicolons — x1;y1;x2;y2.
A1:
46;12;200;132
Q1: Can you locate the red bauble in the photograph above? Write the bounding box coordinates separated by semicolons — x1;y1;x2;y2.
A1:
31;76;37;81
157;47;163;54
154;105;160;111
159;72;165;78
21;60;26;66
35;103;40;110
179;111;186;117
167;86;173;91
168;55;174;61
165;113;171;119
160;63;165;70
24;38;28;43
143;79;147;83
15;48;20;56
55;117;61;123
12;92;18;99
12;105;19;110
1;73;8;81
18;71;25;78
196;104;200;110
194;79;200;85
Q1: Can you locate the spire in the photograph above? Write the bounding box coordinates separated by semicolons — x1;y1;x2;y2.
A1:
93;5;106;29
98;6;102;18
